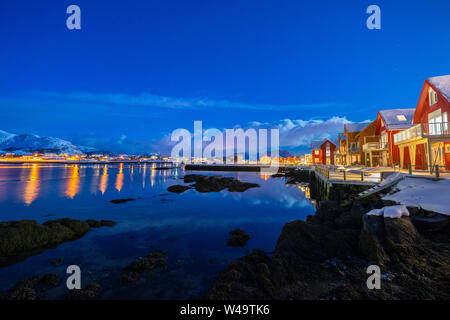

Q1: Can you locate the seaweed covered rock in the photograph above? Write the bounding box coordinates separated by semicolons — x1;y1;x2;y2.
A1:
7;274;59;300
182;175;259;193
167;185;191;194
66;283;101;300
0;218;115;268
120;250;168;284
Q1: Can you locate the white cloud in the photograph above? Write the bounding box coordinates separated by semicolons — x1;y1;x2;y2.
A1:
37;91;344;111
152;116;359;155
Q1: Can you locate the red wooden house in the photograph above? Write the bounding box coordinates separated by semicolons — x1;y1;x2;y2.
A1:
320;139;337;165
374;108;415;167
310;141;323;164
394;75;450;171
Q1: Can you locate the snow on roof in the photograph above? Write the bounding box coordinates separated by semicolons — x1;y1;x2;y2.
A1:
428;75;450;101
345;123;369;133
310;140;322;150
379;108;415;130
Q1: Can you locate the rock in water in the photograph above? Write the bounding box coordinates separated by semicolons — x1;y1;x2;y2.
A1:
227;229;250;247
182;175;259;193
0;218;115;268
167;185;191;193
109;198;135;204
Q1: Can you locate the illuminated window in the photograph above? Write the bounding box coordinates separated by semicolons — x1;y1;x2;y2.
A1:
429;88;438;105
396;115;407;121
314;150;319;155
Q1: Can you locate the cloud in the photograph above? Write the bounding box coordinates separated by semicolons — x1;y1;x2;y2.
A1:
37;91;344;111
152;116;364;156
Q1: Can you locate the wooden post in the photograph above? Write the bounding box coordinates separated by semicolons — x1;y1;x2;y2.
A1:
361;171;364;181
409;164;412;175
435;165;440;179
343;171;346;181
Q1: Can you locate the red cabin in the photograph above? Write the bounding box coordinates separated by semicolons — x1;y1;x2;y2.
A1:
394;75;450;171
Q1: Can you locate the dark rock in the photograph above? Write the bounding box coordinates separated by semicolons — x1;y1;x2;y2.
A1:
167;185;191;194
66;283;101;300
0;218;115;268
7;274;59;300
121;250;168;284
271;173;284;178
109;198;135;204
227;229;250;247
412;216;449;233
182;175;259;193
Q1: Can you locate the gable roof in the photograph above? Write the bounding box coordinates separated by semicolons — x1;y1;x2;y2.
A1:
355;120;376;139
310;140;323;150
428;75;450;101
378;108;415;130
344;123;369;133
320;139;336;148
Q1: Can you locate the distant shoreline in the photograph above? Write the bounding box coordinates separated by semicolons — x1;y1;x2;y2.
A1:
0;160;173;165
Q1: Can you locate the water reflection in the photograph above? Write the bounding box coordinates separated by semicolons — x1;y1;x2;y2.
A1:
23;164;40;205
115;163;124;192
65;165;80;199
99;165;108;195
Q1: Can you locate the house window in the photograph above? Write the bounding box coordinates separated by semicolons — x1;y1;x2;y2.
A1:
429;88;438;105
446;144;450;153
443;112;448;133
428;109;442;135
314;150;319;155
396;115;407;122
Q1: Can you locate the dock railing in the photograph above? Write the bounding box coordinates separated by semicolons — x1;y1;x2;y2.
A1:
313;164;381;184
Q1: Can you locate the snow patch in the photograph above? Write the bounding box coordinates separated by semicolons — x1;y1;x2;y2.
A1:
366;205;410;219
383;177;450;216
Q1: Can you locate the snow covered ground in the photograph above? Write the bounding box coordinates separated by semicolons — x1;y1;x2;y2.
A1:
383;177;450;215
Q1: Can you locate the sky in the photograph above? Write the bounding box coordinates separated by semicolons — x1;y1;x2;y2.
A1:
0;0;449;155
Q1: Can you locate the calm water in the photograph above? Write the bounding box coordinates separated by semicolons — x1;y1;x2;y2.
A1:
0;163;314;299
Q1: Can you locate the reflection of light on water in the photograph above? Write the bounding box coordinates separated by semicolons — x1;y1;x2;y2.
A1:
99;165;108;195
296;185;310;199
130;165;134;182
150;163;156;187
65;165;80;199
142;164;147;188
259;174;271;181
23;164;40;205
115;163;124;192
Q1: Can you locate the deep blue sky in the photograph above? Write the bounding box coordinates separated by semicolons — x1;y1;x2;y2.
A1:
1;0;449;154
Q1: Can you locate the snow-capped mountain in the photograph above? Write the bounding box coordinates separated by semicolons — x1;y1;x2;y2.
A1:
0;130;92;155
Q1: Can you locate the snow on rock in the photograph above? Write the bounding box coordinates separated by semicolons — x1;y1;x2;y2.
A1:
383;177;450;216
366;205;410;218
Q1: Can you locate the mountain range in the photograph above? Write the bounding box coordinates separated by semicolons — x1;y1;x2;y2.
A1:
0;130;95;155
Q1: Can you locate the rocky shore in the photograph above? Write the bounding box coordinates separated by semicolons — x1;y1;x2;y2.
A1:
207;169;450;300
0;218;116;268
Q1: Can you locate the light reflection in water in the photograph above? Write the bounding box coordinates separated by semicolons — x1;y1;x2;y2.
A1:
23;164;40;205
150;163;156;187
115;163;124;192
99;165;108;195
142;164;147;188
65;165;80;199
